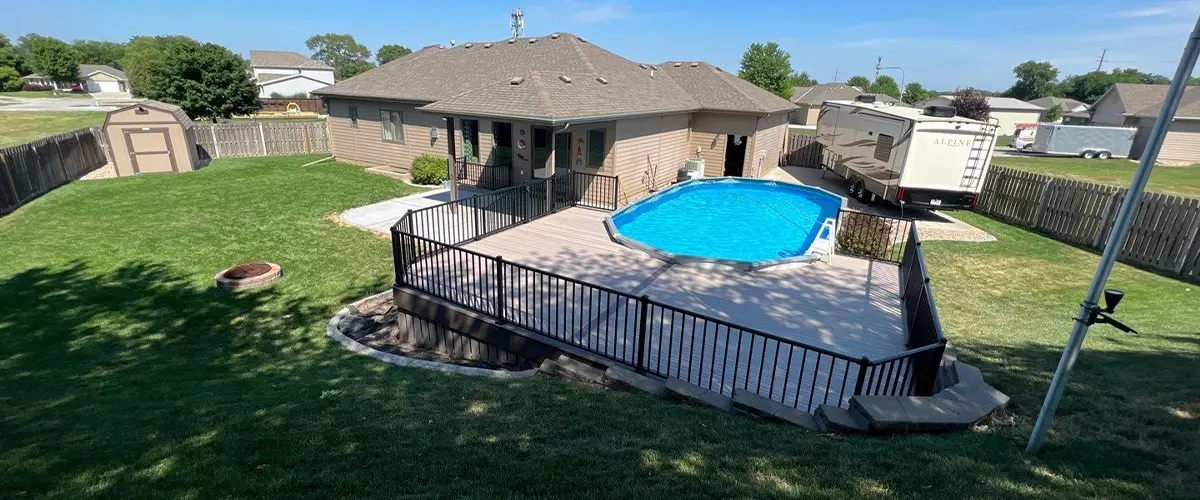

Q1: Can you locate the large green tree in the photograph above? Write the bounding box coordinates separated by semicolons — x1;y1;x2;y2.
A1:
738;42;792;99
845;75;871;88
0;33;27;75
789;71;816;87
869;75;901;98
1060;68;1149;103
21;34;79;82
901;82;930;104
376;44;413;65
306;33;374;80
1005;60;1059;101
72;39;126;69
123;36;259;121
0;65;21;91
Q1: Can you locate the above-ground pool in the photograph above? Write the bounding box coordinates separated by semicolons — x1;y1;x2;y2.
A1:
606;178;847;270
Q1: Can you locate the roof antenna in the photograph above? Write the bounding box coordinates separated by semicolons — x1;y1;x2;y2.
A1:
511;8;524;39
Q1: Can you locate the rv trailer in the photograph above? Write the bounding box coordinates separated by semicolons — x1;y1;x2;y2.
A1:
816;98;998;209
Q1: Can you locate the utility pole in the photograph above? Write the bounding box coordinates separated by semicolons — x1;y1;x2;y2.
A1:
1026;14;1200;455
1096;48;1108;71
875;57;882;80
832;67;839;83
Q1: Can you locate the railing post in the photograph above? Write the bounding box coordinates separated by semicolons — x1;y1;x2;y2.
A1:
473;196;483;240
495;255;506;324
392;226;404;287
635;294;651;372
612;178;619;210
853;356;870;395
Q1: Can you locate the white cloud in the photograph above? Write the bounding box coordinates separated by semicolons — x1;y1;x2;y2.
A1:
839;37;914;48
570;1;632;24
1109;1;1199;18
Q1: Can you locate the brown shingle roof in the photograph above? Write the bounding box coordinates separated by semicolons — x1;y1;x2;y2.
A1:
1028;96;1086;111
1128;86;1200;118
792;82;904;106
256;72;295;83
79;64;126;80
249;50;333;70
315;33;793;122
1104;83;1170;116
656;61;797;114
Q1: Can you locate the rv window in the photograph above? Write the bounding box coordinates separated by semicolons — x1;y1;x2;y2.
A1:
874;134;895;162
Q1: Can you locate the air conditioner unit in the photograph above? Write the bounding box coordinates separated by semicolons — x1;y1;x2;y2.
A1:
678;158;705;181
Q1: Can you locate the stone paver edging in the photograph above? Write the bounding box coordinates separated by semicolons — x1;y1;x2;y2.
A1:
326;307;539;379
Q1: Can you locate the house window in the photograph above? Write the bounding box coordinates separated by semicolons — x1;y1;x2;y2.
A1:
874;133;894;162
380;110;404;143
461;119;480;162
349;105;359;128
587;129;606;167
492;122;513;165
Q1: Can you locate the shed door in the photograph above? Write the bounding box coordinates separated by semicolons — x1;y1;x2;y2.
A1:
124;128;178;174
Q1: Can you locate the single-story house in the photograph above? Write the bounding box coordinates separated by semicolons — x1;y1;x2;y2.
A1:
20;73;57;89
311;33;797;201
250;50;335;98
1124;86;1200;162
916;95;1044;135
79;64;128;93
1087;83;1184;127
790;83;903;125
1062;111;1091;125
1028;96;1088;123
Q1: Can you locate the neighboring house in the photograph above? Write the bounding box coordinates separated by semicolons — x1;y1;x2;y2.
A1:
20;73;57;89
1062;111;1092;125
249;50;335;98
79;64;128;93
1124;86;1200;162
1088;83;1174;126
1028;96;1088;123
790;83;903;125
917;95;1044;134
312;33;797;201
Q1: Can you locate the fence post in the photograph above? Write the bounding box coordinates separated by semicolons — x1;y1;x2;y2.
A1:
495;256;506;324
258;123;268;156
211;126;221;158
853;357;870;395
635;294;651;372
612;178;619;210
303;124;311;154
1032;177;1054;228
473;196;483;240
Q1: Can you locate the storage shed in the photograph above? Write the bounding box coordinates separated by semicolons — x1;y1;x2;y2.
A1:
104;100;200;176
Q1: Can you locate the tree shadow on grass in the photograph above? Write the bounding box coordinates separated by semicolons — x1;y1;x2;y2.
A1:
0;261;1196;499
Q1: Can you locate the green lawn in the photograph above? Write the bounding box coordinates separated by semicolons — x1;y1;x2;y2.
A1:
0;90;93;99
1;155;1196;498
993;155;1200;198
0;111;108;147
995;134;1012;147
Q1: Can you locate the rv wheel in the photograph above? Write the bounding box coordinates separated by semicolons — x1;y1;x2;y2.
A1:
847;178;861;197
1022;144;1034;152
1098;151;1112;159
1081;150;1096;159
854;180;870;203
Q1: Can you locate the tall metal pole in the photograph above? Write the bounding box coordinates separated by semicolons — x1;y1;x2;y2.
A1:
1026;14;1200;455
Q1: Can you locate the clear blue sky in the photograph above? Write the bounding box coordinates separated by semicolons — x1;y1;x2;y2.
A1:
4;0;1198;91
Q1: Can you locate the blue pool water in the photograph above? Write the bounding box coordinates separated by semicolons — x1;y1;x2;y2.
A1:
609;179;844;263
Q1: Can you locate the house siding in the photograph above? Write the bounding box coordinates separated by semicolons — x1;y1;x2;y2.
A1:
689;112;757;177
1143;117;1200;162
326;98;445;174
1090;93;1127;126
613;114;691;202
750;112;789;177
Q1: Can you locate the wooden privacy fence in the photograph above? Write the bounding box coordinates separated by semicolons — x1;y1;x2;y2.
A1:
977;165;1200;281
780;132;824;168
0;127;108;215
194;121;330;159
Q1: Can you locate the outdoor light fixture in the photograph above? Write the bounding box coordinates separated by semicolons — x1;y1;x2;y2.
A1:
1084;288;1138;335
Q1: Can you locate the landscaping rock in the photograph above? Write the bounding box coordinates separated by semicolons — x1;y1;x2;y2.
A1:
664;378;732;411
602;366;666;396
815;404;868;433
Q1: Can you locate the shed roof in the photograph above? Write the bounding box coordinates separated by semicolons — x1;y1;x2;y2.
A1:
110;100;195;128
249;50;333;70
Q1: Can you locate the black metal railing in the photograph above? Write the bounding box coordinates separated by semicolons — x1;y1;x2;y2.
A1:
392;180;948;412
835;209;913;264
570;170;620;210
458;161;511;190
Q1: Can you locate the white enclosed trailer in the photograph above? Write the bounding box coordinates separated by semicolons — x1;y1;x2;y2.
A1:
816;98;998;209
1031;123;1137;158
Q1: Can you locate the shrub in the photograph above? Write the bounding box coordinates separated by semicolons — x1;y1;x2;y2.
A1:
950;90;991;121
410;154;448;185
269;91;284;98
22;83;53;91
836;212;894;260
0;66;21;92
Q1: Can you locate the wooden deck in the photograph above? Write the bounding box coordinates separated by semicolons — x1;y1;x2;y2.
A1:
404;207;909;411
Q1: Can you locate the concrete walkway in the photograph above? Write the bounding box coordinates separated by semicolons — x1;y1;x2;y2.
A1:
341;186;486;234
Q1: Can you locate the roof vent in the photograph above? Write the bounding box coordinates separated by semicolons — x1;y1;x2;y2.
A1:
596;77;608;84
578;36;587;43
484;43;493;48
689;62;698;67
638;63;647;69
855;94;877;103
650;65;659;71
508;38;517;44
715;66;722;72
529;38;538;44
464;43;473;48
510;76;525;85
673;62;682;67
551;33;560;39
559;75;573;83
924;105;957;118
